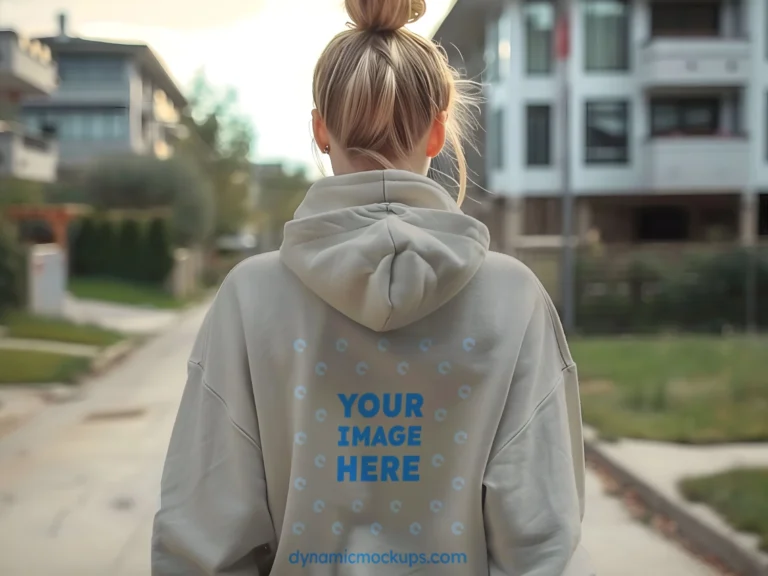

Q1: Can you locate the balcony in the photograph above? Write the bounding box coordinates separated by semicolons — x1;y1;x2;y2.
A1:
0;30;58;96
643;136;747;192
638;37;750;88
0;122;58;183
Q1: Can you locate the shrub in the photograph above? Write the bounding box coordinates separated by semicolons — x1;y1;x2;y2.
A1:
92;219;119;278
114;219;143;281
143;218;174;285
0;218;25;316
575;247;768;334
71;216;99;277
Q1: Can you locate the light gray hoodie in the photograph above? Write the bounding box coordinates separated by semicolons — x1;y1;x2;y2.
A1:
152;170;592;575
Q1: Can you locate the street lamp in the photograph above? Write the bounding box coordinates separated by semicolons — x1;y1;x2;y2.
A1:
556;0;575;333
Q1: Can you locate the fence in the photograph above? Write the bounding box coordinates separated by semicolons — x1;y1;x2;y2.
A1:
518;242;768;335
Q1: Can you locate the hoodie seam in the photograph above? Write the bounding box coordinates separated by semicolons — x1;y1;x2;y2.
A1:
532;278;570;370
488;369;566;463
381;171;397;331
189;360;264;453
284;215;489;251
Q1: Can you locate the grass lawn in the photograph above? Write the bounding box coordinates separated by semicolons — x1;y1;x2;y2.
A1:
0;349;92;384
3;311;123;347
680;468;768;552
571;336;768;443
69;278;188;309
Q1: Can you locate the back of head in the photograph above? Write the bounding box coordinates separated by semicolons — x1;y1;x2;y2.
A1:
313;0;477;204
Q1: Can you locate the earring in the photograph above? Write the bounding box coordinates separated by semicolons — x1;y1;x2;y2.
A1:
323;145;330;154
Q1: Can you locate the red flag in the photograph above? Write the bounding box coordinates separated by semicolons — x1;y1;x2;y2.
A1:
556;16;570;60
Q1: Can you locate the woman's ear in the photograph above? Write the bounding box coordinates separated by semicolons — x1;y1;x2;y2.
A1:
426;111;448;158
312;109;329;153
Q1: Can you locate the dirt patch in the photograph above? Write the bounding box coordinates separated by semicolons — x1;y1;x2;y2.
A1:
83;407;147;422
580;379;615;395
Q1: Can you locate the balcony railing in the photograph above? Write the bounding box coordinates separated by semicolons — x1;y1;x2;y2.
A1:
0;121;58;183
638;36;750;87
643;135;748;191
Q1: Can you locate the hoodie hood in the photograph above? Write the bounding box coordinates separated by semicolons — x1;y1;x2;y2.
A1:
280;170;490;332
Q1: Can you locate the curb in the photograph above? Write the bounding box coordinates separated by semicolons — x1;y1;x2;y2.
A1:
585;439;768;576
89;338;142;378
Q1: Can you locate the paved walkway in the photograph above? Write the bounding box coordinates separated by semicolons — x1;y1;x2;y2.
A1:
63;296;179;335
0;305;720;576
592;430;768;563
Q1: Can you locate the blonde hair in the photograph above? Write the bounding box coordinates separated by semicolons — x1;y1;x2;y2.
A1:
313;0;478;205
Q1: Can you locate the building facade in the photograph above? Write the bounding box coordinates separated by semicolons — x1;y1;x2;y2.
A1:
0;29;58;183
438;0;768;248
20;14;187;176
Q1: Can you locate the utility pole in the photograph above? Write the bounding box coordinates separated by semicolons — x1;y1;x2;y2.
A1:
556;0;575;333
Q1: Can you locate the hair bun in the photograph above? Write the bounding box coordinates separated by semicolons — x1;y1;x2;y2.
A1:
345;0;427;32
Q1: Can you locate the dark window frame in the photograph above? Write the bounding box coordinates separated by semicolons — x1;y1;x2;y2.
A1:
583;0;630;72
633;205;691;242
650;96;720;136
650;1;720;37
585;100;630;165
524;0;555;75
489;108;505;170
525;103;553;166
485;18;501;83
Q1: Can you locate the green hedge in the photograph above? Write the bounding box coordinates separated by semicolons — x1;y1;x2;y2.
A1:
575;247;768;334
0;218;26;316
70;216;174;286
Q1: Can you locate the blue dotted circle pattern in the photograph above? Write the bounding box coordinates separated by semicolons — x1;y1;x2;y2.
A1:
289;334;478;539
293;339;307;353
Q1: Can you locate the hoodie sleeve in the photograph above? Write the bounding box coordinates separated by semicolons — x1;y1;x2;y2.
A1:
484;282;587;576
152;276;276;575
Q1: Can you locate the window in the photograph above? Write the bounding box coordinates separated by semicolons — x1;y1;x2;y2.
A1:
23;108;129;141
57;56;126;84
651;97;720;136
485;19;500;82
585;100;629;164
634;206;690;242
650;1;720;37
584;0;629;71
489;109;505;170
525;1;554;74
526;104;552;166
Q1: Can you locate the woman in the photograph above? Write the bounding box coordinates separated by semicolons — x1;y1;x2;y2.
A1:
152;0;591;574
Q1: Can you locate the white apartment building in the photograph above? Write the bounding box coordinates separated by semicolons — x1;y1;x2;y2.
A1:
0;29;58;183
439;0;768;247
21;14;187;178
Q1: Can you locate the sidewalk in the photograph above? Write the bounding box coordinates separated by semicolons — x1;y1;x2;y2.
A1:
586;428;768;575
0;304;208;576
63;296;179;335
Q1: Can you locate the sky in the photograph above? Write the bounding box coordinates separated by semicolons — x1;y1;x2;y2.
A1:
1;0;455;175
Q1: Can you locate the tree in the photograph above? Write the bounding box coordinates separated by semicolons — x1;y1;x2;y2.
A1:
0;218;25;315
253;166;312;250
115;219;143;281
0;179;45;206
82;155;214;246
92;219;118;277
71;217;98;277
143;218;174;284
180;70;256;237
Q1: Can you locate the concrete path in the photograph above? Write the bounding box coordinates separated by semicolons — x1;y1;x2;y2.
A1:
0;305;720;576
63;296;179;335
0;338;99;357
595;433;768;563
